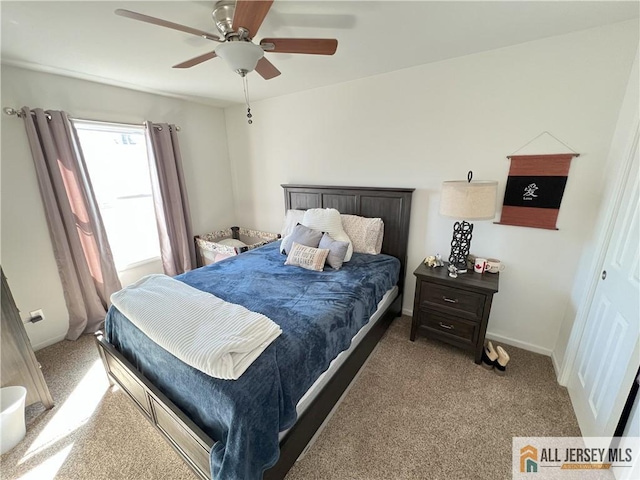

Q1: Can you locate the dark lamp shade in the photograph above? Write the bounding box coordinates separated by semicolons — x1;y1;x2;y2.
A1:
439;180;498;220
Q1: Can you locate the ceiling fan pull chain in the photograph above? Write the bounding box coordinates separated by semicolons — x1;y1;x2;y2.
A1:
243;74;253;125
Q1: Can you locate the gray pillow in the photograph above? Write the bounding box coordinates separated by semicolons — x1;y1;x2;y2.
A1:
281;224;323;255
318;233;349;270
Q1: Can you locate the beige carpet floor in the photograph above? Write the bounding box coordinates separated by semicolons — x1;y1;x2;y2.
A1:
1;316;580;479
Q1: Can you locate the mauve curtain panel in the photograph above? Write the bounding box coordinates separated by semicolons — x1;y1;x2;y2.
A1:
145;121;196;276
21;107;122;340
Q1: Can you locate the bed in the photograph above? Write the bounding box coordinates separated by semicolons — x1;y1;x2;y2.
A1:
95;184;414;479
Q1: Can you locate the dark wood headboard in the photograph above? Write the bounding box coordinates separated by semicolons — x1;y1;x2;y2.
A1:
282;184;414;291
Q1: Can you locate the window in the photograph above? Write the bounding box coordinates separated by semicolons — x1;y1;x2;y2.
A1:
74;121;161;271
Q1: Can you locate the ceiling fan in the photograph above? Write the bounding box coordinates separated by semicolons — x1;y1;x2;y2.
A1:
115;0;338;80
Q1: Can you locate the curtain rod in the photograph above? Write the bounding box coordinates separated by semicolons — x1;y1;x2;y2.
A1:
3;107;181;131
4;107;51;120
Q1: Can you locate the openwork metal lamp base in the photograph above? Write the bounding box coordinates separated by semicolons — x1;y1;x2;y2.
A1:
448;220;473;272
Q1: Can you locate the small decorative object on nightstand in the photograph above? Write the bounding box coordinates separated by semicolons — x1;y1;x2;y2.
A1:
410;261;499;364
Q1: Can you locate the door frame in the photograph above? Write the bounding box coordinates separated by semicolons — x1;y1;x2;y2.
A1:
558;121;639;387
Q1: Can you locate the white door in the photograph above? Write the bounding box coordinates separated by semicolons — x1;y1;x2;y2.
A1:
567;133;640;438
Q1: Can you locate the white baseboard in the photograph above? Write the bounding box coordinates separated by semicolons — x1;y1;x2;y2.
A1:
401;307;412;317
551;351;565;385
32;333;66;351
484;332;552;357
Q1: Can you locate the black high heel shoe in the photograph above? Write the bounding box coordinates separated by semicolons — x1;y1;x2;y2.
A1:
481;341;498;369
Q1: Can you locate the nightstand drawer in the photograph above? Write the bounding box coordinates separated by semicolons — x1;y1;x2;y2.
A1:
419;282;484;321
419;310;477;344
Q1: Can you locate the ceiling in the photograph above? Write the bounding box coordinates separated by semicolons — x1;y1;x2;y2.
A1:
2;1;638;107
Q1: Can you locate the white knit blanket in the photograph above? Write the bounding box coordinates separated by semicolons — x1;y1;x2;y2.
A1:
110;274;282;380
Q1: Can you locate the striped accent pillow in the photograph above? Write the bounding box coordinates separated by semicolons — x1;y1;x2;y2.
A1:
285;242;329;271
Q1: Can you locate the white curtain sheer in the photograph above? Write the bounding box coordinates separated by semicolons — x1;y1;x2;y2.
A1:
145;121;196;276
21;107;122;340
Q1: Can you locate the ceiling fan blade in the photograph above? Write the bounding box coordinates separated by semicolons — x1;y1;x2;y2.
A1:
173;51;218;69
255;57;281;80
232;0;274;38
260;38;338;55
115;9;221;41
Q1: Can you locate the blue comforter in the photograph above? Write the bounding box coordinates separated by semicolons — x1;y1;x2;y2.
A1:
105;241;400;479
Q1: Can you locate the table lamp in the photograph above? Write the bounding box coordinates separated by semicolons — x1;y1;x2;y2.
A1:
439;171;498;273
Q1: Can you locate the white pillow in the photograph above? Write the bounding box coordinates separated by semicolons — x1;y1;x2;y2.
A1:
218;238;247;249
341;215;384;255
374;223;384;254
280;209;305;238
302;208;353;261
285;242;329;272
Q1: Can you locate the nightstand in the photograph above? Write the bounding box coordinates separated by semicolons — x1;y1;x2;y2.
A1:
410;262;499;364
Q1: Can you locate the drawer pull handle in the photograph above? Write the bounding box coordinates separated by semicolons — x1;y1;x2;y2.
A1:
439;322;454;330
442;296;459;304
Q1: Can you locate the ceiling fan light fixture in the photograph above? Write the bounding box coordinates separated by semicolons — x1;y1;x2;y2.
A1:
215;41;264;76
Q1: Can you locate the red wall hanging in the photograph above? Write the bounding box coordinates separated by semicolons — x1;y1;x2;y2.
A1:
496;153;579;230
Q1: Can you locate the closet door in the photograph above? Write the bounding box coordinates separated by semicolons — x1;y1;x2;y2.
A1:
1;269;54;409
567;131;639;437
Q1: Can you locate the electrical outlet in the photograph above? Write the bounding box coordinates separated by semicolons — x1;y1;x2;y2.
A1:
29;309;45;323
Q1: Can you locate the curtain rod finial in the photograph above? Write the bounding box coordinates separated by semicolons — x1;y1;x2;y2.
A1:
3;107;26;118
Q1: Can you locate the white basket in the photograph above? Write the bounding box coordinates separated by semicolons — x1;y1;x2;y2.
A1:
1;386;27;454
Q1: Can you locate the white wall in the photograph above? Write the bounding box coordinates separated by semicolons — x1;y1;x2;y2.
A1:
224;20;639;355
0;66;234;350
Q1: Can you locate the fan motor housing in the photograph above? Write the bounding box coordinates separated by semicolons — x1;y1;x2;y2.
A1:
212;0;235;37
